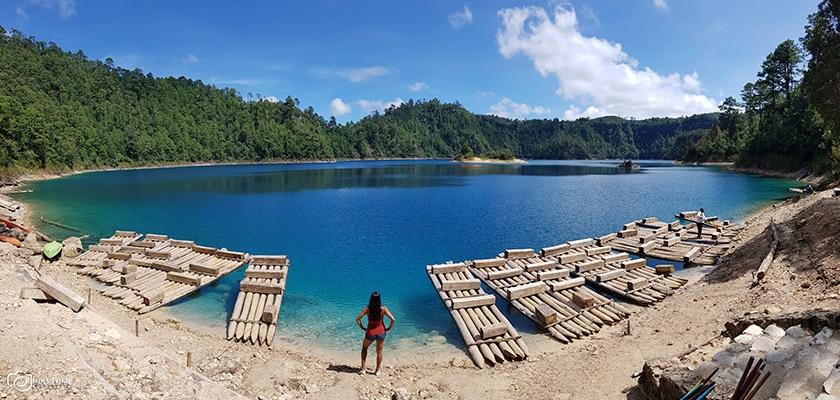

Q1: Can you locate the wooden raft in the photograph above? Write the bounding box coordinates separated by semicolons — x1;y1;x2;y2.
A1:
227;255;290;346
469;250;629;344
69;231;249;314
603;216;740;267
539;240;688;306
426;262;529;368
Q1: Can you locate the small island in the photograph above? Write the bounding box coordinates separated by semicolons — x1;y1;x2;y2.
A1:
617;159;640;169
453;144;526;163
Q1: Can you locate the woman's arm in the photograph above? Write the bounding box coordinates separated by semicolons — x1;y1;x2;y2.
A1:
355;307;368;330
382;306;396;331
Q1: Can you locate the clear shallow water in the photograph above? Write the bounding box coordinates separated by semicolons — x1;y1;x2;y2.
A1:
13;160;798;353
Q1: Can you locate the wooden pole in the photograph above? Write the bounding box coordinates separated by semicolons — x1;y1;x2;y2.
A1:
135;319;139;337
187;352;192;367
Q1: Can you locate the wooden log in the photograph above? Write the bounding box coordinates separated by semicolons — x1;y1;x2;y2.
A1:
576;259;605;273
192;245;217;255
596;233;616;245
217;250;246;260
602;252;629;264
150;261;183;272
655;265;675;275
504;249;534;259
106;252;133;261
34;276;86;312
622;258;646;270
167;272;202;286
540;243;570;257
755;222;779;282
251;294;267;344
235;292;254;339
449;294;496;310
597;269;626;282
536;268;570;281
524;260;557;272
585;246;611;256
240;281;285;295
88;245;114;252
472;258;507;268
567;238;596;249
130;241;157;248
551;277;586;291
429;263;466;274
251;255;287;265
507;282;548;300
189;263;221;276
145;250;171;259
572;291;595;308
100;238;123;246
559;252;586;264
535;303;559;325
683;247;701;263
168;239;194;247
479;322;507;340
440;279;481;291
627;278;648;290
144;233;168;241
618;229;638;238
20;287;54;300
120;272;137;285
244;268;286;280
486;268;522;280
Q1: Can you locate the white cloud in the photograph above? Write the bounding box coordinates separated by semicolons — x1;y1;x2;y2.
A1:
409;82;428;92
313;66;393;83
653;0;668;10
31;0;76;19
330;98;352;117
489;97;551;119
497;5;716;120
358;98;405;114
261;96;280;103
448;6;473;30
563;104;606;120
16;7;29;19
184;53;199;63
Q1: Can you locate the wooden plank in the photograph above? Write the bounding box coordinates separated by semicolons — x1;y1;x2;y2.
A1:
150;261;183;272
597;269;626;282
217;250;246;260
662;236;681;247
639;235;655;244
130;241;157;248
119;246;147;254
167;239;194;247
487;268;522;280
20;287;54;301
34;276;86;312
655;265;675;275
120;272;137;285
88;245;114;252
114;230;138;237
524;260;557;272
167;272;202;286
568;238;596;249
504;249;534;259
639;241;658;254
261;299;278;324
472;258;506;268
585;246;611;256
145;250;171;259
602;252;629;264
244;268;286;280
576;259;605;273
192;245;217;255
106;252;133;261
540;243;570;257
551;277;585;291
641;217;658;224
449;294;496;310
618;229;638;238
572;291;595;308
627;278;648;290
99;238;123;246
440;279;481;291
240;281;285;295
559;252;586;264
507;282;548;300
144;233;168;241
251;255;287;265
479;322;507;340
668;220;682;230
597;233;616;246
622;222;637;230
142;289;164;305
535;303;559;325
536;268;570;281
189;263;221;276
430;263;466;274
683;247;701;263
622;258;647;270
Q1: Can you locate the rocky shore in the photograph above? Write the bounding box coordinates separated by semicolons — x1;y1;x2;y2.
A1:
1;185;839;399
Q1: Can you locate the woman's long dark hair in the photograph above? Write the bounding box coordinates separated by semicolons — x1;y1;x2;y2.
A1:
368;292;382;321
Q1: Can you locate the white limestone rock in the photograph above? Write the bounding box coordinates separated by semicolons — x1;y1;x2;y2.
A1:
744;324;764;336
764;324;786;339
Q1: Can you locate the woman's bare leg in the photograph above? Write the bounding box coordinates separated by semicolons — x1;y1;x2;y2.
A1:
374;339;384;374
361;338;373;373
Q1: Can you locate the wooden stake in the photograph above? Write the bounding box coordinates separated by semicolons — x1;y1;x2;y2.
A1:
135;319;139;337
187;351;192;367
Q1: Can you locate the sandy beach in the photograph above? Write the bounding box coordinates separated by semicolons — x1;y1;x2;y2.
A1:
2;179;839;399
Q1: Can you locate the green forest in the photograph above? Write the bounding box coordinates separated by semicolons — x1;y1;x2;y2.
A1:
0;0;838;181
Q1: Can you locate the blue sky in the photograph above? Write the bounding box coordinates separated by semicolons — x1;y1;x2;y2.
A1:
2;0;820;123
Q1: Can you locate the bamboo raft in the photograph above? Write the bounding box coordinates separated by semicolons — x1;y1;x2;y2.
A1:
70;231;249;314
226;255;290;346
538;239;688;306
468;249;630;344
426;262;529;368
600;216;740;267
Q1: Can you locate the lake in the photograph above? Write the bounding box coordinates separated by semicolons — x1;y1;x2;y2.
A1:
13;160;797;353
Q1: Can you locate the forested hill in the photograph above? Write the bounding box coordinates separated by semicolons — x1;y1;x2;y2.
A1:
0;26;717;174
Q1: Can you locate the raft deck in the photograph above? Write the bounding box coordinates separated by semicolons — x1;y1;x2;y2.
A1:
227;255;290;346
70;231;249;314
426;262;529;368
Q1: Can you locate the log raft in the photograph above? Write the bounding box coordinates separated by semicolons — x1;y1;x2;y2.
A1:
227;255;290;346
68;231;249;314
426;262;528;368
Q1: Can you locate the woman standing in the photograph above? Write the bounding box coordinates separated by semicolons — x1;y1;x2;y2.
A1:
356;292;395;376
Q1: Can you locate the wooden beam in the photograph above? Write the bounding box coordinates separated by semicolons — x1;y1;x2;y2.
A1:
240;281;285;295
167;272;202;286
430;263;466;274
440;279;481;291
683;247;701;263
540;243;570;257
88;245;114;252
244;268;286;280
130;241;157;248
106;252;132;261
524;260;557;272
507;282;548;300
120;272;137;285
623;222;637;230
261;300;279;324
618;229;638;238
99;238;123;246
217;250;246;260
189;263;221;276
668;220;682;230
596;233;616;246
114;230;138;237
20;287;54;301
568;238;596;249
639;241;658;254
536;269;570;281
641;217;658;224
142;289;164;305
169;239;195;248
576;259;605;273
144;233;168;241
597;269;626;282
150;261;183;272
601;252;629;264
559;252;586;264
487;268;522;280
551;277;585;291
504;248;534;259
585;246;611;256
449;294;496;310
251;255;288;265
145;250;171;259
35;276;86;312
192;245;217;255
662;236;681;247
472;258;506;268
535;303;559;325
112;264;137;274
622;258;646;270
479;322;507;339
627;278;647;290
572;291;595;308
655;265;675;275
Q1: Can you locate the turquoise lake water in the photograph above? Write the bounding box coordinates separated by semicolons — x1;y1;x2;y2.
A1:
13;160;798;353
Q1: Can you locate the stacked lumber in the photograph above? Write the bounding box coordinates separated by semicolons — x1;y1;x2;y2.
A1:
227;256;290;346
70;231;249;313
426;262;528;368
